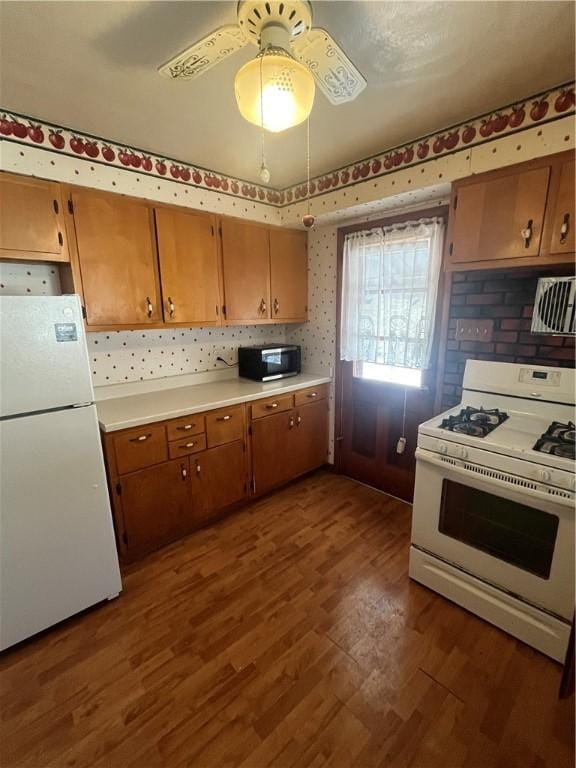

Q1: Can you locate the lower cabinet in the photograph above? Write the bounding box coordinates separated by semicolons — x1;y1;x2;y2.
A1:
251;397;329;495
104;387;329;561
190;441;247;520
119;458;194;558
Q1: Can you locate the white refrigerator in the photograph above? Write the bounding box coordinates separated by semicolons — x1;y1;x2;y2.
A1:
0;295;122;651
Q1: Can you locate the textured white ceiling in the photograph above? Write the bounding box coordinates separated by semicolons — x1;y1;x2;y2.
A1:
1;1;574;186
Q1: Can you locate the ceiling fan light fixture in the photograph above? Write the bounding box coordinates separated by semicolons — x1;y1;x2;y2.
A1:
234;47;315;133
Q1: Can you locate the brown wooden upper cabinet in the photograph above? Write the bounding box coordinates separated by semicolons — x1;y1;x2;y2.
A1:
270;229;308;322
155;207;222;325
0;172;69;262
446;151;575;270
449;166;550;265
547;157;575;255
71;189;162;327
221;218;271;323
221;219;308;324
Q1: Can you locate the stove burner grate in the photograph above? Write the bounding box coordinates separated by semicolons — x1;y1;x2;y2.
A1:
533;421;575;460
439;407;509;438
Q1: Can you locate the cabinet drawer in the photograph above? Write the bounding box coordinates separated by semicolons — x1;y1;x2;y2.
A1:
294;384;329;407
251;393;294;420
114;425;167;475
206;405;245;447
166;414;205;442
168;433;207;459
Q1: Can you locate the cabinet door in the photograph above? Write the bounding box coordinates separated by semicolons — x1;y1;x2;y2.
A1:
119;458;192;558
221;219;270;323
155;207;221;324
0;173;68;262
450;167;551;264
71;190;161;326
270;229;308;322
292;400;329;478
548;159;575;255
251;410;296;494
191;441;247;519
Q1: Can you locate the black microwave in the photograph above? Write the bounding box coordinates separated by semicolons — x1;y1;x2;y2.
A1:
238;344;301;382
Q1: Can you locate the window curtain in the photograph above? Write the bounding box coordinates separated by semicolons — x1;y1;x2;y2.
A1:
340;217;445;370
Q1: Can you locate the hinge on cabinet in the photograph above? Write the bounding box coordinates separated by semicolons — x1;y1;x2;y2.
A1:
215;305;219;316
251;477;256;494
58;232;64;246
81;305;87;320
219;224;223;237
211;224;214;236
248;425;252;436
68;199;74;215
116;482;122;496
53;199;59;215
222;305;226;317
122;532;128;545
453;195;458;211
449;243;453;256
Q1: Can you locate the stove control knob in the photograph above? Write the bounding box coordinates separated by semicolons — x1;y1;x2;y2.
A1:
438;442;448;454
538;469;551;483
459;447;468;459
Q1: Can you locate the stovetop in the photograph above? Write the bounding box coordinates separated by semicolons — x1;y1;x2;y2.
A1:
533;421;575;460
439;407;509;438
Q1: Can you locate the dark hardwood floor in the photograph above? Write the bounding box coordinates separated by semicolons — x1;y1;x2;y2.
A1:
1;471;573;768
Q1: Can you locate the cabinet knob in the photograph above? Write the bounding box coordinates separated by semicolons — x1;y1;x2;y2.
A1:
146;297;154;318
181;466;187;480
168;296;175;318
178;424;194;431
218;415;232;421
289;416;295;429
521;220;533;248
266;402;279;409
308;392;318;398
296;415;302;426
196;462;201;474
273;298;279;314
182;442;196;449
259;298;267;314
130;433;151;443
560;213;570;243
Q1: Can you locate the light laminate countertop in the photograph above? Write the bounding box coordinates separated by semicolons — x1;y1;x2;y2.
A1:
96;374;331;432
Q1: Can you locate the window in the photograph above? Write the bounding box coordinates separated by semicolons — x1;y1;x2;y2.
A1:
340;217;445;387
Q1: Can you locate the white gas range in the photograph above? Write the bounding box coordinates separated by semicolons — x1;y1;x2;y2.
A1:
410;360;575;662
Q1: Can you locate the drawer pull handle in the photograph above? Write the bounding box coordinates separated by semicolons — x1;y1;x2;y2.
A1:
182;442;196;449
168;296;175;318
266;402;279;409
308;392;318;398
521;219;533;248
218;415;232;421
177;424;194;431
130;433;152;443
560;213;570;243
146;297;154;318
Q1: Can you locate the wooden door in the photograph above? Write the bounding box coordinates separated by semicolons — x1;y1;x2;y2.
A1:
548;159;575;255
221;219;270;323
291;400;329;477
338;364;435;502
269;229;308;321
119;458;192;557
450;166;551;264
0;172;68;262
251;409;296;494
155;207;221;325
71;189;161;326
190;441;247;519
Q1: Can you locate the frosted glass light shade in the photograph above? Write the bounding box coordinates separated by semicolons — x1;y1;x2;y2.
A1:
234;50;315;133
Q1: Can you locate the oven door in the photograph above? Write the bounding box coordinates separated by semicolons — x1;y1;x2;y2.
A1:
411;449;574;620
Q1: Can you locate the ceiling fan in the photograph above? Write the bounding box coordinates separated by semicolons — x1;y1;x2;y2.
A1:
158;0;367;133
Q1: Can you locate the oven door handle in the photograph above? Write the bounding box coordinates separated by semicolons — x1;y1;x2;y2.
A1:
415;448;574;509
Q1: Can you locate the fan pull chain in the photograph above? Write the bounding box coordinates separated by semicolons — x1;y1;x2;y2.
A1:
302;116;315;228
258;52;270;184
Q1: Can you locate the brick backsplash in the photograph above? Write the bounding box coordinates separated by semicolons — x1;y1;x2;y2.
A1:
441;266;575;409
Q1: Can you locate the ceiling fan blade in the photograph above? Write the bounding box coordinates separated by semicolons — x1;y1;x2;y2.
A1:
293;28;367;106
158;25;247;81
